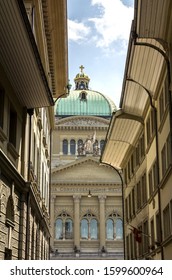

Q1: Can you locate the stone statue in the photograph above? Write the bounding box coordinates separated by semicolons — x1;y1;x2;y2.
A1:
84;131;96;154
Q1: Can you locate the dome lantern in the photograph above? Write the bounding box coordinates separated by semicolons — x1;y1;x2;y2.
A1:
74;65;90;90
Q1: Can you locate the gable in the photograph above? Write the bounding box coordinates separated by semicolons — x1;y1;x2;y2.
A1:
51;158;121;184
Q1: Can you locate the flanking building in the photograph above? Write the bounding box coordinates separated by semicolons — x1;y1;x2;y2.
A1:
101;0;172;260
0;0;68;259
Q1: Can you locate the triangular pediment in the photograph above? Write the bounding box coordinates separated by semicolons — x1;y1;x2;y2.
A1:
51;157;121;184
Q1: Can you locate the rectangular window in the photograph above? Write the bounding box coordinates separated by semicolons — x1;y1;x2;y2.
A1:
140;133;145;158
161;144;166;177
159;89;164;122
138;225;143;257
143;220;149;254
130;232;133;259
150;218;155;248
9;106;17;147
132;188;135;216
167;134;171;169
163;205;170;239
146;117;151;146
137;181;141;210
129;194;132;219
153;161;158;190
149;170;153;197
136;145;139;166
142;173;147;205
156;212;161;244
0;88;5;128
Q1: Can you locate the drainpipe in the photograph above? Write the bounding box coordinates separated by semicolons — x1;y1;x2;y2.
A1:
25;108;34;259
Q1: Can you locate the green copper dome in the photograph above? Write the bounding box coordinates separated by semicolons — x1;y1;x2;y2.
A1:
54;66;117;118
55;89;116;117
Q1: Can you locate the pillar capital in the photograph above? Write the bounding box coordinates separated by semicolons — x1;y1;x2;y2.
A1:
73;195;81;202
98;195;106;202
51;195;56;202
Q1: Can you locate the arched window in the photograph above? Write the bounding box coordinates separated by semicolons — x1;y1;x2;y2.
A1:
81;219;88;239
81;212;98;240
70;139;76;155
100;140;105;152
55;212;73;240
63;139;68;154
81;92;86;100
116;218;123;239
106;212;123;240
106;219;114;240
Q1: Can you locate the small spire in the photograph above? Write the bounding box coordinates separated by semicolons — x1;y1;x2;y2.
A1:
79;65;84;73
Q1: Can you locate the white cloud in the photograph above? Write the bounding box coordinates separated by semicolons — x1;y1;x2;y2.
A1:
90;0;133;49
68;19;90;42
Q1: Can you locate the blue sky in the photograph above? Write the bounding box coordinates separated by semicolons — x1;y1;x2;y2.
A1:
67;0;134;107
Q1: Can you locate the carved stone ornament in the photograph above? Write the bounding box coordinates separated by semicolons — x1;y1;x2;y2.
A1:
56;117;109;127
53;186;121;193
55;207;74;218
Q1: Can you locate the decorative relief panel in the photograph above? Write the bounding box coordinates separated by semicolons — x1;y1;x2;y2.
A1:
80;206;99;219
56;117;108;127
105;207;122;218
54;207;74;219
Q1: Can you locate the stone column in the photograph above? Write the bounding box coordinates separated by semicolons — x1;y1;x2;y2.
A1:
50;196;56;249
98;195;106;250
68;141;70;155
75;141;78;155
73;195;81;250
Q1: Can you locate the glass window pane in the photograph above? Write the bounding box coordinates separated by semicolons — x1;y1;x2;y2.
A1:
116;219;123;239
81;219;88;239
90;219;98;239
55;219;63;239
70;139;76;155
65;219;73;239
106;219;113;240
63;139;68;154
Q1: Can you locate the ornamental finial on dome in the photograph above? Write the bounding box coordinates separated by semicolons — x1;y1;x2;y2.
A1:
74;65;90;90
80;65;84;73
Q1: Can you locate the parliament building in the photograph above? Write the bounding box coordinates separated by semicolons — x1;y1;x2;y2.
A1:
50;67;124;259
